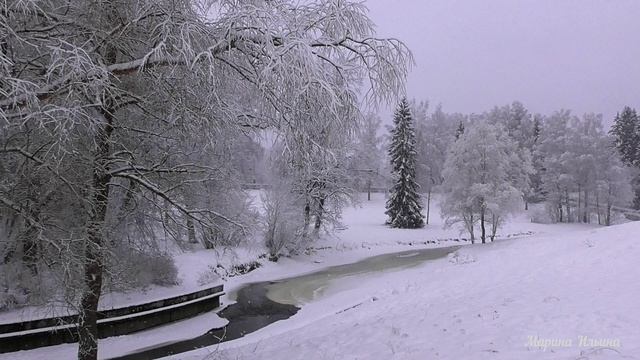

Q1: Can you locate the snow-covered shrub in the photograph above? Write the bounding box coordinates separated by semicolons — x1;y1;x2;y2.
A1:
106;249;180;290
230;261;261;275
198;260;262;283
146;253;180;286
261;183;304;260
266;219;297;260
0;263;31;310
0;262;57;310
197;266;222;286
448;251;477;265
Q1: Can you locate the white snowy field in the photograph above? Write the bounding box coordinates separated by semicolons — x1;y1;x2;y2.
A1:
4;193;639;359
171;198;640;360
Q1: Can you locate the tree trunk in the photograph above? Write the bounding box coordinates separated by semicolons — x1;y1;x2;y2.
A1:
302;201;310;238
596;192;601;225
313;197;325;233
490;214;499;242
634;177;640;210
78;17;117;353
606;204;612;226
464;212;475;244
583;190;589;223
565;190;571;223
577;184;581;222
480;205;486;244
425;189;431;225
78;114;113;360
187;218;197;244
469;213;475;244
201;224;215;249
558;202;563;223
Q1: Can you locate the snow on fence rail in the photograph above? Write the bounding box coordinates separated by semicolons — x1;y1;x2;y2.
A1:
241;183;272;190
241;183;389;193
0;284;224;353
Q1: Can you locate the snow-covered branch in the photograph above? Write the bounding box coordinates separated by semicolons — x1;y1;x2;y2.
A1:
114;173;245;231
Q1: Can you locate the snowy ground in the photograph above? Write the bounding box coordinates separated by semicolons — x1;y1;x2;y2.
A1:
5;193;638;359
171;198;640;360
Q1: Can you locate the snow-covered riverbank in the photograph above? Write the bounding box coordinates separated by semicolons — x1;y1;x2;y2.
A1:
174;216;640;360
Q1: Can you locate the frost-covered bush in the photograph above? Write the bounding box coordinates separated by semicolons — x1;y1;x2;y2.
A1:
261;184;304;260
198;260;262;284
197;266;222;286
448;251;477;265
106;249;180;290
0;262;57;310
146;253;180;286
0;263;31;310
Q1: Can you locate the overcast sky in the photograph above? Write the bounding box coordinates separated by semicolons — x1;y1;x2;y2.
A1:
366;0;640;124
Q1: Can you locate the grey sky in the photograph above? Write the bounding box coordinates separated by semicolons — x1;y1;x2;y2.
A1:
366;0;640;124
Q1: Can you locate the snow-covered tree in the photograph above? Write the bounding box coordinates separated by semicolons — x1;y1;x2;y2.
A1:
537;111;635;223
413;103;458;224
0;1;412;358
441;122;531;243
529;114;546;202
595;140;634;225
610;107;640;167
487;101;535;149
486;101;538;207
385;98;424;228
569;113;606;223
290;105;356;238
609;106;640;209
533;115;543;144
455;121;465;140
412;99;431;190
350;112;385;197
537;110;576;222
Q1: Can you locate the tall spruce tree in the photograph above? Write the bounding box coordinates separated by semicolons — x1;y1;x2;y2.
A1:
610;106;640;209
610;106;640;167
385;98;425;228
455;121;465;140
533;115;542;144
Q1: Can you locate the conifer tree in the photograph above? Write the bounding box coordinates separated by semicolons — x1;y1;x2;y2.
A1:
455;121;465;140
610;106;640;167
610;106;640;209
533;116;542;144
385;98;425;228
529;115;545;202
